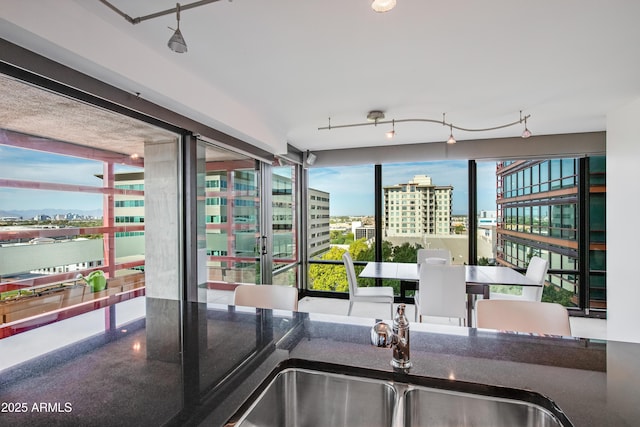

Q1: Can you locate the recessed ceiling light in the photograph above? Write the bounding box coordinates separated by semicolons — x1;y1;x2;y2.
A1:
371;0;397;13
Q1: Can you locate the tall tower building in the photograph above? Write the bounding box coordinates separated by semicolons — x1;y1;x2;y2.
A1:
495;157;606;310
384;174;453;237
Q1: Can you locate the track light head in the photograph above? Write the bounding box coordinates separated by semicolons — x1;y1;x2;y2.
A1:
168;28;187;53
447;125;456;144
168;3;187;53
386;119;396;139
306;150;317;166
521;117;532;138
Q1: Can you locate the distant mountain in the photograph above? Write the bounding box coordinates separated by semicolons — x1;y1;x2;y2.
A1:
0;208;103;219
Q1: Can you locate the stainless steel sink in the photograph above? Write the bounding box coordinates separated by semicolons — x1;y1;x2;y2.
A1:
231;368;397;427
404;387;566;427
226;361;572;427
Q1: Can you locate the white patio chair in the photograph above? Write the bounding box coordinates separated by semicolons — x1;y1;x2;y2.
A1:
490;256;548;302
233;284;298;311
476;299;571;336
343;252;394;318
415;264;466;326
417;248;452;265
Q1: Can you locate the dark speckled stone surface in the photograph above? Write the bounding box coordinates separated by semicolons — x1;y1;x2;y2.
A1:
0;301;636;427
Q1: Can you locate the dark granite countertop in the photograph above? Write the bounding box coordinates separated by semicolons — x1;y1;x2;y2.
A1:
203;310;635;427
0;301;637;427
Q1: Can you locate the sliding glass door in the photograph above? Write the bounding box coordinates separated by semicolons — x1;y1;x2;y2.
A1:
196;141;262;292
270;161;299;287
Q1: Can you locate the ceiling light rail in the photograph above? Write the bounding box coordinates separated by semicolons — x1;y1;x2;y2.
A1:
99;0;226;53
99;0;223;25
318;110;533;142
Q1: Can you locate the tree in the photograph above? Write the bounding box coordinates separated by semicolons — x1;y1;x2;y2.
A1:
308;246;348;292
308;239;424;295
329;230;343;243
350;238;369;260
542;285;576;307
391;242;421;263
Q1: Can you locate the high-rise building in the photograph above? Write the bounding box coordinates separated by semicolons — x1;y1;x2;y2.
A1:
354;226;375;241
384;174;453;237
113;172;145;238
308;188;330;257
109;170;331;271
495;157;606;310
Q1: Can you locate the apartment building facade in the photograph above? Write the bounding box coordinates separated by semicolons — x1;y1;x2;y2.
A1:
384;174;453;237
308;188;330;257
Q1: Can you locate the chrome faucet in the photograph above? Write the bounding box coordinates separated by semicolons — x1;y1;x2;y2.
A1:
370;304;411;369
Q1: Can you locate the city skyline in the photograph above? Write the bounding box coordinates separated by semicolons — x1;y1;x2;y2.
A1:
309;160;498;216
1;145;498;216
0;145;137;211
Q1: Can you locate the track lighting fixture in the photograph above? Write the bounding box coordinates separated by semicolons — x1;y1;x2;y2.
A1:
447;125;456;144
386;120;396;139
319;110;532;144
371;0;397;13
306;150;317;166
521;113;532;138
99;0;224;53
168;3;187;53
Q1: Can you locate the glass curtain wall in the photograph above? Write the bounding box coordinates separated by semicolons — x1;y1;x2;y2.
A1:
306;155;606;314
305;161;468;297
588;156;606;309
490;156;606;313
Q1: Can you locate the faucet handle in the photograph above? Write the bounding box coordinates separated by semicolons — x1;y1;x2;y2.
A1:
371;319;412;370
394;303;409;327
370;321;394;348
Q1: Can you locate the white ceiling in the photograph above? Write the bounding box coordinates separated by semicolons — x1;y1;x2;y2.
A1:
1;0;640;155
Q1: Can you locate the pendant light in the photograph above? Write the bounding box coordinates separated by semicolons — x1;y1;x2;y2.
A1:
168;3;188;53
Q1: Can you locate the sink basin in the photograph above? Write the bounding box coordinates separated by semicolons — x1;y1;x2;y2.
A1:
226;360;572;427
230;368;397;427
404;387;566;427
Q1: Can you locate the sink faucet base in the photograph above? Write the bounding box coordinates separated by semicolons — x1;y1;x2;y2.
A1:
371;304;411;370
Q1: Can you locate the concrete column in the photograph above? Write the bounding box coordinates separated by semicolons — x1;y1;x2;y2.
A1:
144;138;182;362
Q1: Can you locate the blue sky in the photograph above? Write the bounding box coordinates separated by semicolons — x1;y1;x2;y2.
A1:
309;160;498;216
1;145;498;216
0;146;132;212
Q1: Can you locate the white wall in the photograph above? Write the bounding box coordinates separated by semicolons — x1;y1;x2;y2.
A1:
606;97;640;343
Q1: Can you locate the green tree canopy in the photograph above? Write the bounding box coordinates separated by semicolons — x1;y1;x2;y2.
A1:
309;239;424;294
308;246;348;292
391;242;422;263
